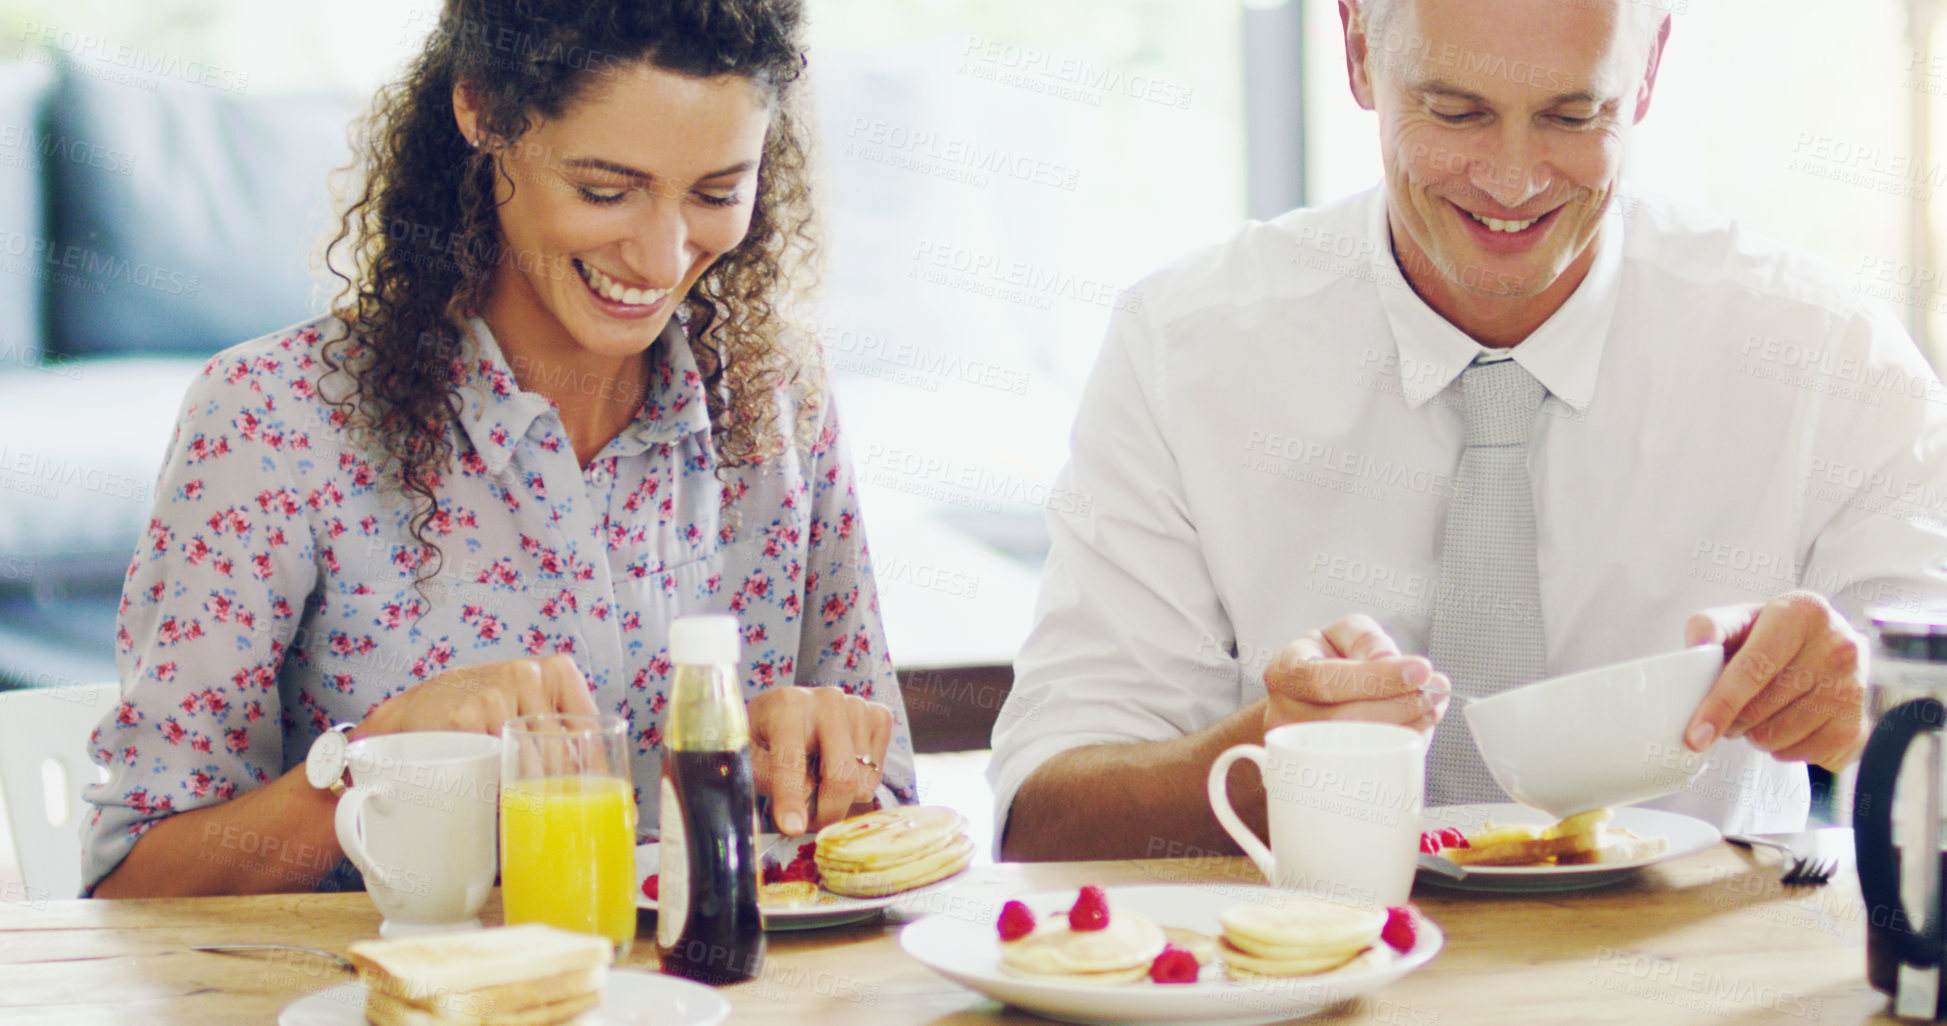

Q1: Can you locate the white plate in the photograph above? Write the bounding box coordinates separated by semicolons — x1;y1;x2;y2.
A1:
636;838;965;931
899;884;1441;1026
1415;803;1722;892
277;968;730;1026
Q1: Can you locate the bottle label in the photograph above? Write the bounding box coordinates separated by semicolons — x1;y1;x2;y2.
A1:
656;776;687;950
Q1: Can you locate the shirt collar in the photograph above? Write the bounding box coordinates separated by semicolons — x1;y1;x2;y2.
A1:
456;315;712;476
1365;187;1625;411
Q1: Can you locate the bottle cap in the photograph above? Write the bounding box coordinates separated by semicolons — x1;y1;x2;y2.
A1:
670;614;740;666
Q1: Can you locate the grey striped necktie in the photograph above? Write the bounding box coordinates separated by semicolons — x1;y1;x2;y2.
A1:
1425;357;1549;807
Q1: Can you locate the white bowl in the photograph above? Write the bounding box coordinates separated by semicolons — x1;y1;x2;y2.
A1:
1461;644;1725;818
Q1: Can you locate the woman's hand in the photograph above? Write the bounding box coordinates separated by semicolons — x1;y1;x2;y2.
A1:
356;655;600;738
748;686;894;836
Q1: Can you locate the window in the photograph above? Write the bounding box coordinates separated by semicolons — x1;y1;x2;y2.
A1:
800;2;1247;662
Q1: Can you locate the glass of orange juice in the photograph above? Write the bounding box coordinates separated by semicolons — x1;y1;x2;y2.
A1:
500;713;637;957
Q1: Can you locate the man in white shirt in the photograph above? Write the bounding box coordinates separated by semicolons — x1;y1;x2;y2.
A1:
991;0;1947;860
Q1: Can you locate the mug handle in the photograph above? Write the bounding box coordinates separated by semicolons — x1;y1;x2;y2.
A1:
334;785;381;883
1208;744;1278;884
1855;697;1944;969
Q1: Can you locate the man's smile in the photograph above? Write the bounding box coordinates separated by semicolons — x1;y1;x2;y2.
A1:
1450;199;1559;253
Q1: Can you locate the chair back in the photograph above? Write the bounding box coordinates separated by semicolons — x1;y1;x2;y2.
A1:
0;684;118;900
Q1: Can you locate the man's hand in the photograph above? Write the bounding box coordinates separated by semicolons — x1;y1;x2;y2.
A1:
358;654;599;738
1682;592;1867;770
749;686;895;836
1262;615;1450;735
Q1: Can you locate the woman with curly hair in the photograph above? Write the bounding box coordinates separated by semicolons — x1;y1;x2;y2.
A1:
84;0;917;897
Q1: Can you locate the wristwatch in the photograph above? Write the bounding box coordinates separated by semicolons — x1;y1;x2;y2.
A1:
305;723;356;796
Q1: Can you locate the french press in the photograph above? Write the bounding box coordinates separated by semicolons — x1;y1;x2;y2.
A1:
1858;607;1947;1019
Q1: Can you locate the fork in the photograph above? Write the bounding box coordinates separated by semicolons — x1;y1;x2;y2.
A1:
1781;858;1840;886
1724;834;1838;886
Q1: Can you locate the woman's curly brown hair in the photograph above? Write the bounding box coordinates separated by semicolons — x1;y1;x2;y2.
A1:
323;0;818;581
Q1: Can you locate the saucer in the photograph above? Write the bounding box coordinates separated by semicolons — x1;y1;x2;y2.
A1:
900;883;1442;1025
1415;803;1721;892
277;968;730;1026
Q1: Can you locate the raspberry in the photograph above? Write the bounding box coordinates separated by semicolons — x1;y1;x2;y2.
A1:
1419;831;1443;854
1149;944;1199;984
642;874;659;901
1381;906;1417;953
997;900;1036;941
765;845;823;886
777;857;820;885
1068;884;1110;932
1438;827;1470;849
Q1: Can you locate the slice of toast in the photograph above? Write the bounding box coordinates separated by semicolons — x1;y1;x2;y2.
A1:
1554;828;1669;865
364;967;604;1019
363;987;603;1026
1464;823;1544;846
349;924;610;1013
1542;808;1613;840
1443;812;1611;867
759;879;820;907
1443;831;1599;866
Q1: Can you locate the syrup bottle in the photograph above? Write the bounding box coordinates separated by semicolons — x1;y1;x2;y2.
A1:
655;614;764;984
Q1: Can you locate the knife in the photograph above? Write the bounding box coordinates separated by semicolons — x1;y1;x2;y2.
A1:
760;833;805;866
1417;852;1468;881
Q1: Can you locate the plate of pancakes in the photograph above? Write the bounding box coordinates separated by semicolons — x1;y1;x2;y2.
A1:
1415;803;1720;892
637;806;974;930
899;884;1442;1026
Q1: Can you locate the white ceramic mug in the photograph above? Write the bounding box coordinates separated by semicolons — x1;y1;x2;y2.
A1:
1208;721;1424;909
334;731;501;936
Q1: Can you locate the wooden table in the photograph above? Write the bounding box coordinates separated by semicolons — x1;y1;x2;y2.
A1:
0;844;1902;1025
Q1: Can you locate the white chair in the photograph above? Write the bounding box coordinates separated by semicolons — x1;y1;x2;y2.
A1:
0;683;118;900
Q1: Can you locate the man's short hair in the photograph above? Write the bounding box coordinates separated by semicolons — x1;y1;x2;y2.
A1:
1358;0;1664;49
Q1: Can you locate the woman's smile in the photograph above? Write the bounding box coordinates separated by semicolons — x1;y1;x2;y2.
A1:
574;258;672;320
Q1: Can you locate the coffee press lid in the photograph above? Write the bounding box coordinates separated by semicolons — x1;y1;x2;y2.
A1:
1870;606;1947;662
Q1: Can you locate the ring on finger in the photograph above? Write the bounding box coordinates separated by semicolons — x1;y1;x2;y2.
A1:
856;754;879;771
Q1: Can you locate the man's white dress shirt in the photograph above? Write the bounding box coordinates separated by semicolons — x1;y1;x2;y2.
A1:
990;186;1947;841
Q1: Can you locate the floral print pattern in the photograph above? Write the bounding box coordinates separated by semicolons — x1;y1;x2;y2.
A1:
81;315;915;893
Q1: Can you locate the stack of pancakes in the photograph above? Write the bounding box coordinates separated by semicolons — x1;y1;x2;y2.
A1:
1217;897;1385;980
814;806;974;897
998;904;1168;985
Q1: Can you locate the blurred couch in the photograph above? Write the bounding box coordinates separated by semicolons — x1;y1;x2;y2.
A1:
0;57;354;690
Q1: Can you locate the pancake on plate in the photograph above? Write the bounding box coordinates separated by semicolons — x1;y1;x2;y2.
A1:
998;899;1168;985
1217;896;1385;980
814;806;973;898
